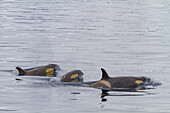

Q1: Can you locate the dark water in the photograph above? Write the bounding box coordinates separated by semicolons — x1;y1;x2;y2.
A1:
0;0;170;113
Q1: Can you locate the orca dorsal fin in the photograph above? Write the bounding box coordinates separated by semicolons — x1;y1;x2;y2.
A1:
16;67;26;75
101;68;110;80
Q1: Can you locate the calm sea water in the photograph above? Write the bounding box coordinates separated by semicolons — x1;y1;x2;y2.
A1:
0;0;170;113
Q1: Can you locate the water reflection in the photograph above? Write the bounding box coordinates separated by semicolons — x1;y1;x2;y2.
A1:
0;109;18;112
100;88;158;102
15;77;160;103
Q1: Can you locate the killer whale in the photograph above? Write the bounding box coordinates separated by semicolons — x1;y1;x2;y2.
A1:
61;70;84;82
15;64;84;82
89;68;154;90
14;64;160;90
16;64;60;77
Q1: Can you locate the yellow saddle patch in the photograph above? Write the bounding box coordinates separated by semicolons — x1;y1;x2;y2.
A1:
90;80;111;88
46;68;54;77
71;74;79;79
136;87;143;91
135;80;143;84
71;79;79;82
46;74;54;77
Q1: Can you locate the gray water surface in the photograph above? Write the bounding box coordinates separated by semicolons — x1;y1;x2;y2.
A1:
0;0;170;113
